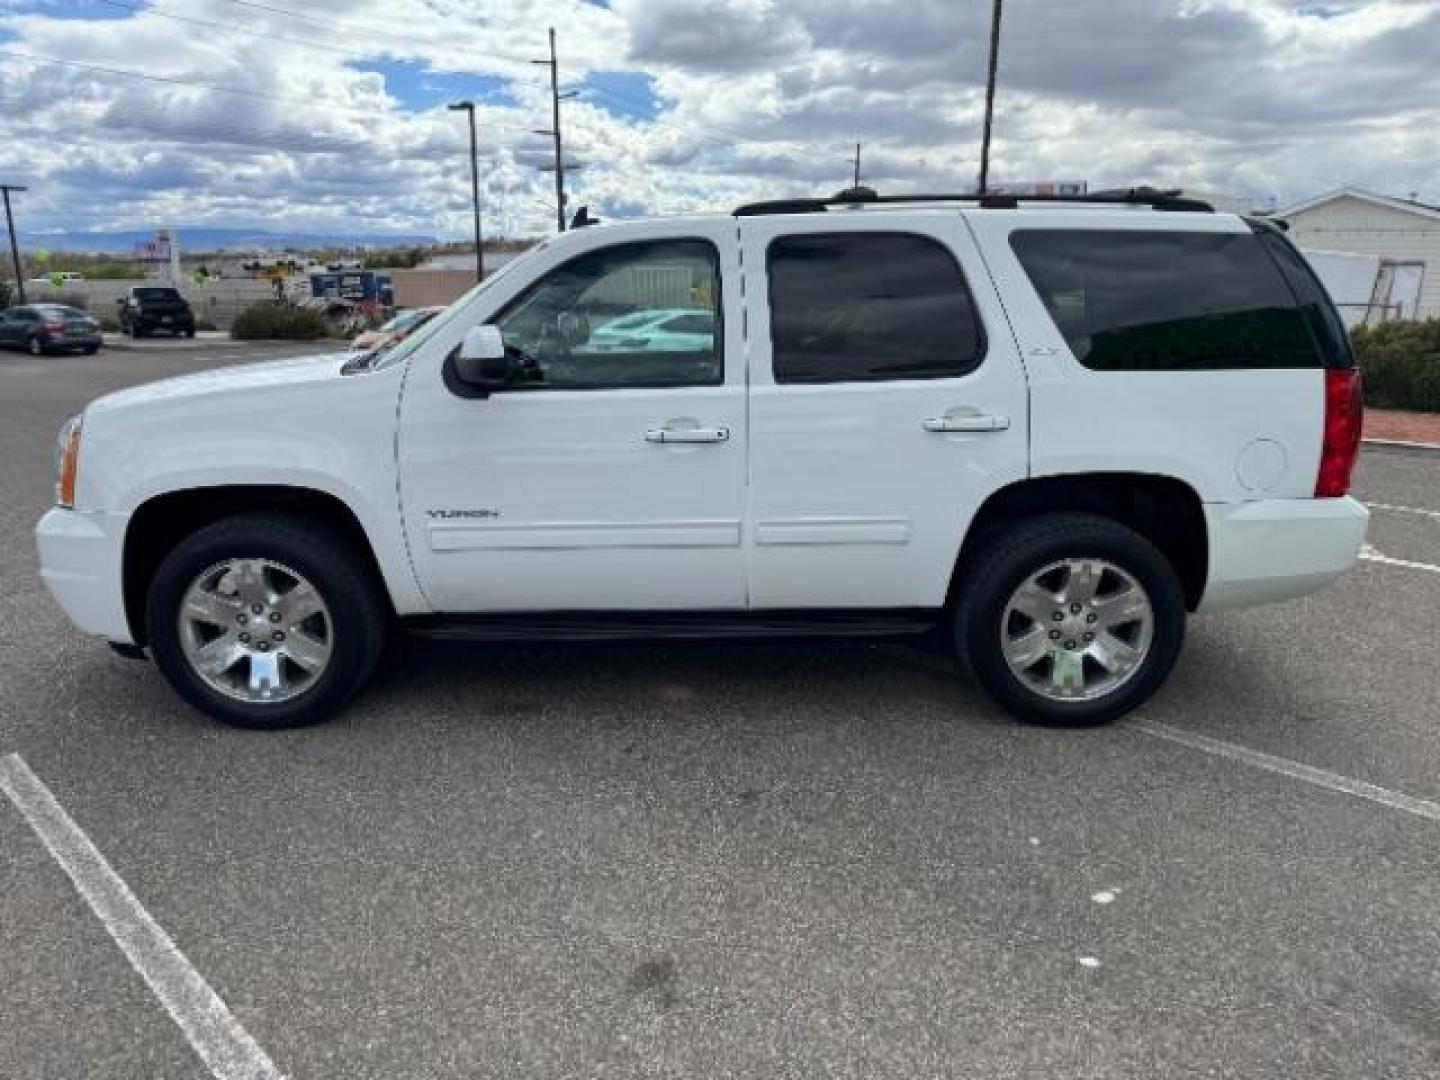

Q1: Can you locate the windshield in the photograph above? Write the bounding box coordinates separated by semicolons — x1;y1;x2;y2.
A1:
135;288;181;300
362;248;540;371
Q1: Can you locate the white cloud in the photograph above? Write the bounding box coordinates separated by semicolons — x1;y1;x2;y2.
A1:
0;0;1436;243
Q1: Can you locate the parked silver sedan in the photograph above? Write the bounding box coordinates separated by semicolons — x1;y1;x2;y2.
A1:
0;304;102;356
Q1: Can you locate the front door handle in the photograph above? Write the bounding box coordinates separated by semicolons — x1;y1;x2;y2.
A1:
645;425;731;444
922;414;1010;433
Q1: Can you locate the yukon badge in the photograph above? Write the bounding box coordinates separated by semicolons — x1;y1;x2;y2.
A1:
427;509;501;519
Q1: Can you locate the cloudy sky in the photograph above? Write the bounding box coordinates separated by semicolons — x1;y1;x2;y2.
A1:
1;0;1437;241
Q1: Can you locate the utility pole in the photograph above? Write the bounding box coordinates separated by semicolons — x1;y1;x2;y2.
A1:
851;143;862;188
532;28;578;232
448;101;484;282
1;184;26;305
977;0;1004;194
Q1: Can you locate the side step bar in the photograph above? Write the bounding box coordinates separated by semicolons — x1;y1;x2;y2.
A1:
402;608;943;644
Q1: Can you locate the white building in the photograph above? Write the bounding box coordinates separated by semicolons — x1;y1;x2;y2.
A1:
1276;188;1439;325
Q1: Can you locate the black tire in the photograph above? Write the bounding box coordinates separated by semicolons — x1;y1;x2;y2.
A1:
184;326;196;338
130;323;145;339
27;335;45;357
145;512;388;729
83;344;99;355
953;512;1186;727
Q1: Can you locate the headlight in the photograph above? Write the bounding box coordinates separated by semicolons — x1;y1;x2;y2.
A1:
55;414;83;508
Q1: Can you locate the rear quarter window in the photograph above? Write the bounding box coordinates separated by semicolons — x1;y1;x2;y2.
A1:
1009;229;1324;371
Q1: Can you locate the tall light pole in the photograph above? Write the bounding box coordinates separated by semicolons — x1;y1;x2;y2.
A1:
1;183;26;305
977;0;1004;194
448;101;483;282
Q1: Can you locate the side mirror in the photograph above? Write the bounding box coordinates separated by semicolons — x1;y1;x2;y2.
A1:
446;325;514;398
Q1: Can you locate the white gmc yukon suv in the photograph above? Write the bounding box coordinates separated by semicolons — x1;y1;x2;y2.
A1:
36;190;1369;729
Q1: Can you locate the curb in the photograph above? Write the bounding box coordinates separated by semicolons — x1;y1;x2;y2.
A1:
100;334;244;352
1363;437;1440;453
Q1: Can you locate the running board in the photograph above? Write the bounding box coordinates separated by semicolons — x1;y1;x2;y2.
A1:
403;608;942;644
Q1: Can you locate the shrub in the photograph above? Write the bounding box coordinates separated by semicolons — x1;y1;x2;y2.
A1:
1351;319;1440;414
230;302;329;341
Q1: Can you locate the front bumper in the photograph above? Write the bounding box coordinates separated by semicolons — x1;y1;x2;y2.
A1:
35;507;133;643
1198;496;1369;613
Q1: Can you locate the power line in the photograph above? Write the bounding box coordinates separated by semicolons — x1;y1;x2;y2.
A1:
0;49;532;136
0;49;377;112
94;0;378;61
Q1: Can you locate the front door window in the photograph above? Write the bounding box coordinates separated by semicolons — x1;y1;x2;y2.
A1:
492;239;722;390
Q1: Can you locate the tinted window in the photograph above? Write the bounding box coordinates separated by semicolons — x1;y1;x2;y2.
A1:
767;233;984;383
1010;229;1322;371
1250;223;1355;369
493;240;721;390
135;288;182;300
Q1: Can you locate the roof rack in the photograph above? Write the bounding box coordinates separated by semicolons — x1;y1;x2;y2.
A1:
732;186;1214;217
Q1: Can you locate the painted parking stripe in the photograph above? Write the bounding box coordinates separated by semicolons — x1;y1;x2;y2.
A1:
1365;501;1440;522
0;754;286;1080
1359;543;1440;576
1132;721;1440;824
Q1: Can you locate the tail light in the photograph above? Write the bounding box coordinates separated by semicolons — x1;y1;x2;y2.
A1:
1315;369;1362;497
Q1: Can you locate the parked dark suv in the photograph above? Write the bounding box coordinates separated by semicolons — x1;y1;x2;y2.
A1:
117;286;196;338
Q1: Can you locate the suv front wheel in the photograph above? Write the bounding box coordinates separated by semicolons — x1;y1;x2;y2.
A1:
954;513;1186;726
145;512;387;728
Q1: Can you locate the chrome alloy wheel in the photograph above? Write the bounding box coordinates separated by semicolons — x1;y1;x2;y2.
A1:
999;558;1154;703
177;558;334;704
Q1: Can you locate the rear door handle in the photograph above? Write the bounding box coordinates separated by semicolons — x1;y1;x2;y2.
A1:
922;414;1010;433
645;425;731;444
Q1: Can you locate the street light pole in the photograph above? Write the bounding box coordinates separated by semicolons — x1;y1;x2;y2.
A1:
1;184;27;305
448;102;484;282
977;0;1004;194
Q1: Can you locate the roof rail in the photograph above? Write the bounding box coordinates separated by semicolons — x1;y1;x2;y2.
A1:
732;186;1214;217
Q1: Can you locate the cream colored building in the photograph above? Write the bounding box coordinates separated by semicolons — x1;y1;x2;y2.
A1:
1277;188;1440;324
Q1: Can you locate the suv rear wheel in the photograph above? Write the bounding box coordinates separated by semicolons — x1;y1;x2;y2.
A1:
145;512;387;728
954;512;1185;726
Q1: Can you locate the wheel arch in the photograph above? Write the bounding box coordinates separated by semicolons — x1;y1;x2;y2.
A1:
948;472;1209;611
122;485;395;644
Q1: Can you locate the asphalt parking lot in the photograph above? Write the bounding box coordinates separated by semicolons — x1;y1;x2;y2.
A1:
2;341;1438;1079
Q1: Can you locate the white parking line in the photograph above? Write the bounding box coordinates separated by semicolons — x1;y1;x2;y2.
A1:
1359;543;1440;576
1132;721;1440;824
1365;501;1440;522
0;754;286;1080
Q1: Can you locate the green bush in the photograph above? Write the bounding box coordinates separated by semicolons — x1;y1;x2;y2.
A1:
230;302;329;341
1351;319;1440;413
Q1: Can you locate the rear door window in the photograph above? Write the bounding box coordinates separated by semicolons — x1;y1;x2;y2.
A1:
767;232;985;383
1009;229;1323;371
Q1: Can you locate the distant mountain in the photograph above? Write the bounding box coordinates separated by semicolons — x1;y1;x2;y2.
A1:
17;227;438;255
